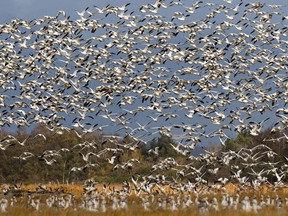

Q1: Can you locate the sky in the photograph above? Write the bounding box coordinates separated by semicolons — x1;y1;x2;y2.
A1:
0;0;156;23
1;0;288;24
1;0;288;147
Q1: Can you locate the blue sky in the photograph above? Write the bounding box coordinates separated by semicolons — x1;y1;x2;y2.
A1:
1;0;288;147
1;0;288;24
0;0;156;23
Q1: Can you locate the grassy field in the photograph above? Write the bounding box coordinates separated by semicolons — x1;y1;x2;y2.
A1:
9;183;288;195
0;183;288;215
1;205;288;216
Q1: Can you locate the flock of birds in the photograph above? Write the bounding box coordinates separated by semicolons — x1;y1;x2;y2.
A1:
1;0;288;213
0;179;288;213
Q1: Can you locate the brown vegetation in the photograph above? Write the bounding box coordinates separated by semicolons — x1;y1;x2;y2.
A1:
0;124;288;185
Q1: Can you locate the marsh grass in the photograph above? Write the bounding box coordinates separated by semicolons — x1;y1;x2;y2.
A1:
1;184;288;216
1;205;288;216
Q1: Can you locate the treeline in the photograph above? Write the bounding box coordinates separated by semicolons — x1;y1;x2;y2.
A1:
0;124;287;184
0;124;189;184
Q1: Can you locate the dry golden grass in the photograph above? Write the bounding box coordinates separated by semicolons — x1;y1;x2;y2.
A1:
0;205;288;216
2;183;288;196
17;183;288;196
1;183;288;216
